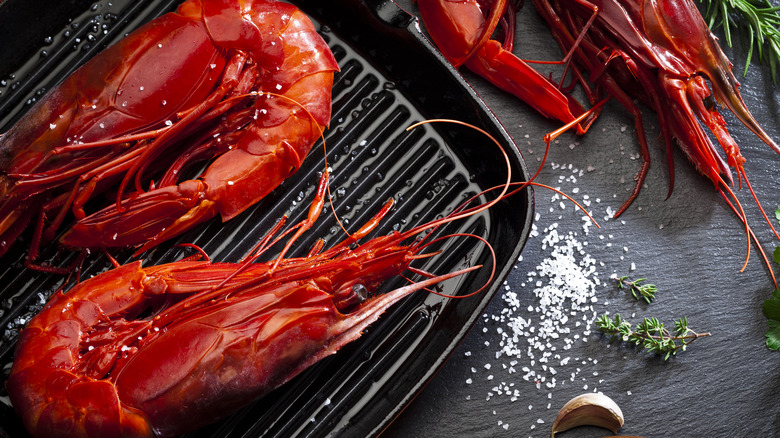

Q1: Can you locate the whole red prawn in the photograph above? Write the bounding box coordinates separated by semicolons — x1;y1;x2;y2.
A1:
419;0;780;279
5;169;491;438
530;0;779;217
0;0;338;263
527;0;780;281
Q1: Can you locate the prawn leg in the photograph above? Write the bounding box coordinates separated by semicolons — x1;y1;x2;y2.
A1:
416;0;596;133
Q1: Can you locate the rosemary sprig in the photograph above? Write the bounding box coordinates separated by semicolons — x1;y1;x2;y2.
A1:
698;0;780;83
614;275;657;303
595;314;710;360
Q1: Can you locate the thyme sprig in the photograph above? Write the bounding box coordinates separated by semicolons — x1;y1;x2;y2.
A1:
614;275;657;303
595;314;710;360
698;0;780;83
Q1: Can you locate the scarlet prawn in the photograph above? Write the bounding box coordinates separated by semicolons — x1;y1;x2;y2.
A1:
4;164;507;437
528;0;779;218
0;0;339;265
428;0;779;280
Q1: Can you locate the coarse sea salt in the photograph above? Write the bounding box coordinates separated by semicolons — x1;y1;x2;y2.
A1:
461;161;623;434
473;223;605;431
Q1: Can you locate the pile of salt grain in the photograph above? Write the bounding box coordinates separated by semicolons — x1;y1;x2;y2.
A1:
461;161;618;434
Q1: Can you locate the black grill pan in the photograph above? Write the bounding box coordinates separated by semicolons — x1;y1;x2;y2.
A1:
0;0;533;436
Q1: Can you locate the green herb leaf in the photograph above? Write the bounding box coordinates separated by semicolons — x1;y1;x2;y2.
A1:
767;207;780;351
614;275;657;303
763;288;780;350
594;313;709;359
765;320;780;350
699;0;780;84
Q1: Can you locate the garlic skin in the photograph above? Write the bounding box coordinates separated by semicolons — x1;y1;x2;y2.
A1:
551;393;625;437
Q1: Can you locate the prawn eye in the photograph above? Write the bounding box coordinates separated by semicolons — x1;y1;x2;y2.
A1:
333;283;371;312
703;94;717;111
352;283;369;302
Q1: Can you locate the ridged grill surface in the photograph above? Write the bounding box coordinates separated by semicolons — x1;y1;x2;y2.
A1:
0;0;533;436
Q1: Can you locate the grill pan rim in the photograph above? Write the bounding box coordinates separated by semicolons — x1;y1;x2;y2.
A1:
0;0;535;436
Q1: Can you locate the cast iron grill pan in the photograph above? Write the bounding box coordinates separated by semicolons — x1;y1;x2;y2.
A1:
0;0;533;436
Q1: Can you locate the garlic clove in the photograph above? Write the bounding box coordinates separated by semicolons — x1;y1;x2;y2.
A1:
551;393;624;437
